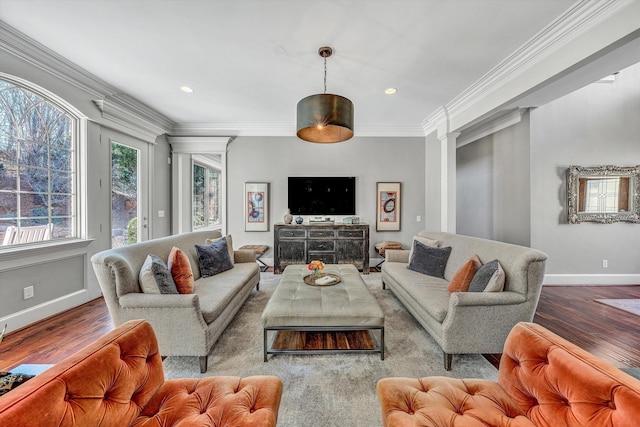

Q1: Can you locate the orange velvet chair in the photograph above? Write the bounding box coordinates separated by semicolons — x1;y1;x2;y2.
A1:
377;322;640;427
0;320;283;426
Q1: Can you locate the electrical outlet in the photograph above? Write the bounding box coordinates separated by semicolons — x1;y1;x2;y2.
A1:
602;259;608;268
416;215;421;222
23;285;34;300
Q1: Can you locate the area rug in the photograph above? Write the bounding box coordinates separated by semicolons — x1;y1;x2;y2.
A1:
163;271;498;427
595;298;640;316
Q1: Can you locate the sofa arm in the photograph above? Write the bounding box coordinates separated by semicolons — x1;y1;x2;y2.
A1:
385;249;410;263
119;293;201;310
441;291;535;354
450;291;527;307
234;249;258;263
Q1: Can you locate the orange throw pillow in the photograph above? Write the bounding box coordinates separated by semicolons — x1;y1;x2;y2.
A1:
168;247;194;294
448;255;481;294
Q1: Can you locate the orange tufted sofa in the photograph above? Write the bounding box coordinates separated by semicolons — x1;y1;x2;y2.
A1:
377;322;640;427
0;320;283;426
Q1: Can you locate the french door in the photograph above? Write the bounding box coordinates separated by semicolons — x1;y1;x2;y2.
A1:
109;134;150;247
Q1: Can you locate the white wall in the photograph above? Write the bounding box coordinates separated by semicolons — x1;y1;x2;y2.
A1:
531;62;640;284
225;136;426;262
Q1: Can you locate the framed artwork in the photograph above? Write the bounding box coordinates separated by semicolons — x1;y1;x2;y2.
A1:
244;182;269;231
376;182;401;231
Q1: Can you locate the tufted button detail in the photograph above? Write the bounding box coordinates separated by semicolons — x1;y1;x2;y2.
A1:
608;400;616;410
64;393;70;401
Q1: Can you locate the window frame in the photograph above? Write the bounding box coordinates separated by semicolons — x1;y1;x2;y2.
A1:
0;73;88;252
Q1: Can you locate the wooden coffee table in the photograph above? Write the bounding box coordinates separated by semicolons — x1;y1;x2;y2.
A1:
261;264;384;361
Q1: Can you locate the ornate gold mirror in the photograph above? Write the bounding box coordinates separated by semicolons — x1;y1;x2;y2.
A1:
567;165;640;224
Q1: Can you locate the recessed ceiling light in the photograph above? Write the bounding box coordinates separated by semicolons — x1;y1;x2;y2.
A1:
385;88;397;95
180;86;194;93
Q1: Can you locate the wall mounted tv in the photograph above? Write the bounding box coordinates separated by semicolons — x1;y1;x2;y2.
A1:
288;176;356;215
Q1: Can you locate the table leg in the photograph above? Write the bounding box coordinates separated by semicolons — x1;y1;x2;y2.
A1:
263;329;268;362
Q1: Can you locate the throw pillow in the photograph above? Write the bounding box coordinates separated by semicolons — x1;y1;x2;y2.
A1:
468;259;505;292
483;261;505;292
408;235;440;261
195;238;234;278
139;254;179;294
205;234;234;264
407;240;452;279
168;246;194;294
448;254;482;294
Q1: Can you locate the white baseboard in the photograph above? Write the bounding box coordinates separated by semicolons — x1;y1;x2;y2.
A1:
543;274;640;286
0;290;90;334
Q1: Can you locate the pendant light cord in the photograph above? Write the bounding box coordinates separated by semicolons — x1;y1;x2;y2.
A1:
323;56;327;94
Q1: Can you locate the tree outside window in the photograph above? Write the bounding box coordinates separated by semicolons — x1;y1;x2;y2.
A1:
193;163;221;229
0;79;76;246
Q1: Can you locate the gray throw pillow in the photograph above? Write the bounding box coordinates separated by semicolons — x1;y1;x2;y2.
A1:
468;259;502;292
407;240;452;279
195;238;234;278
139;254;179;294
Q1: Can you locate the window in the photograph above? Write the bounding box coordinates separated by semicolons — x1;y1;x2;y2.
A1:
0;78;78;247
193;163;221;229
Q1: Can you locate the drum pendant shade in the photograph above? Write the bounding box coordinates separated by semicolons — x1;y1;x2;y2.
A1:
296;46;354;143
296;93;354;143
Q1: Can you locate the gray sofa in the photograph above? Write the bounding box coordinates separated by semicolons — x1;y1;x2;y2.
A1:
91;230;260;373
381;231;547;370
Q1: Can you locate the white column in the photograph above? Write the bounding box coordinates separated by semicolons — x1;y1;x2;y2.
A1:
438;132;460;233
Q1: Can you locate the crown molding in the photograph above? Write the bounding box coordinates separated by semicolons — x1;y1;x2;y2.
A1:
93;96;172;143
423;0;637;137
171;122;424;138
456;108;526;147
167;136;232;153
1;21;174;140
421;106;448;137
0;21;112;98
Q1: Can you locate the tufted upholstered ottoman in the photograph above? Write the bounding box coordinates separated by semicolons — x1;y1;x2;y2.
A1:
377;322;640;427
262;264;384;360
0;320;283;426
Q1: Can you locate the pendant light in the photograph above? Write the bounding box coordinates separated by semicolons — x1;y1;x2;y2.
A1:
296;46;354;143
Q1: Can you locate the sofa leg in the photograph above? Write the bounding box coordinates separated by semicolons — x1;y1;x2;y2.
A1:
382;280;386;290
256;282;260;291
200;356;208;373
444;352;452;371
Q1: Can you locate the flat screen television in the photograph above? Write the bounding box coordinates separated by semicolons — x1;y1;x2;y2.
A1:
288;176;356;215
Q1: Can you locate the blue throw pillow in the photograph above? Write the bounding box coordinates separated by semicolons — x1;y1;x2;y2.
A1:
195;238;234;278
407;240;452;279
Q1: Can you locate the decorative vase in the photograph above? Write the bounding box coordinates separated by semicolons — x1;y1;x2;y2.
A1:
284;209;293;224
295;216;303;224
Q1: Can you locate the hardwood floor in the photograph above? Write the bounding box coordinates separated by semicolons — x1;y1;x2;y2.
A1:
1;284;638;372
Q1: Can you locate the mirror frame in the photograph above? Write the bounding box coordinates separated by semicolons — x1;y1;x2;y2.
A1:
567;165;640;224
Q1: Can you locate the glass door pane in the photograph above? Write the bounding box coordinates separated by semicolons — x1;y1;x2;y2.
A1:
111;141;146;247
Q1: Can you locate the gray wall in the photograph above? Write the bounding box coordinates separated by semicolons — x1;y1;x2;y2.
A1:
530;62;640;279
457;111;531;246
225;136;426;262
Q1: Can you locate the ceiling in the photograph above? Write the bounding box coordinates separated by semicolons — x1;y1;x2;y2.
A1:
0;0;578;136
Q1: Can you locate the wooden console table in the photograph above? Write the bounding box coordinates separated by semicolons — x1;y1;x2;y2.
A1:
274;223;370;274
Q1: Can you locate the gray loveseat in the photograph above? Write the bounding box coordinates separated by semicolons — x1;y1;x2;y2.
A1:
91;230;260;372
381;231;547;370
